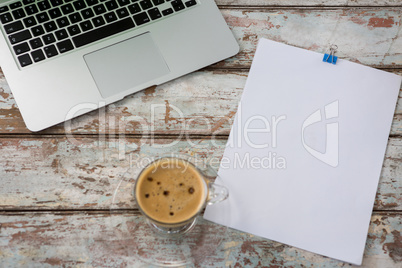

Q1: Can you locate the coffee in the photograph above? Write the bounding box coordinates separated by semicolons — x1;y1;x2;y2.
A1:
135;158;207;224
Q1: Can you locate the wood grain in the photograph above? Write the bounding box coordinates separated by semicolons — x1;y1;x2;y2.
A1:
0;1;401;267
216;0;402;7
219;8;402;69
0;70;401;135
0;212;400;267
0;137;400;211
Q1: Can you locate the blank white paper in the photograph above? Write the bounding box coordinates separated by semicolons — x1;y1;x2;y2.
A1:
204;38;401;265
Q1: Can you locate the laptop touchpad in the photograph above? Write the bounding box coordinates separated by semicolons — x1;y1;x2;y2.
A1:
84;33;170;98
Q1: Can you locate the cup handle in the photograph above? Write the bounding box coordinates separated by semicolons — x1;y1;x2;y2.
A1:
207;180;229;205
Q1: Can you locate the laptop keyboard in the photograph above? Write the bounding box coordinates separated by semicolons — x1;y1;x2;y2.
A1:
0;0;197;68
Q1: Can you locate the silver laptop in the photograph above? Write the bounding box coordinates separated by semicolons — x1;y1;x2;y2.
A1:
0;0;239;131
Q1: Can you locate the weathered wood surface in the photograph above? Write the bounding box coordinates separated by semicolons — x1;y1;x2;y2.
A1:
220;8;402;68
216;0;402;6
0;0;401;267
0;137;400;211
0;212;400;267
1;70;401;135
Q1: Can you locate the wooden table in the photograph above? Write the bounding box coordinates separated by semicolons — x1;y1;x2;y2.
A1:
1;0;401;267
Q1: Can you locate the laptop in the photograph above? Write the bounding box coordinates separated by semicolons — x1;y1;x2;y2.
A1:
0;0;239;131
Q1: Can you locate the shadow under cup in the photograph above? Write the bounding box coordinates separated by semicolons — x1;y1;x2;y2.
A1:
134;157;228;236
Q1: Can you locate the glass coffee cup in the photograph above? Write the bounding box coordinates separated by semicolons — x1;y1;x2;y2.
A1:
133;155;229;236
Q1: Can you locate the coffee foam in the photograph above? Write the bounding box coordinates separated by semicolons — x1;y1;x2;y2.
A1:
135;159;207;224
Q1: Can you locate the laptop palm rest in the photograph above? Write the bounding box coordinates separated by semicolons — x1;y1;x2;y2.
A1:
84;32;170;99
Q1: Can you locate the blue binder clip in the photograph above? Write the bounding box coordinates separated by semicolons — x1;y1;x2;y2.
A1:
323;45;338;64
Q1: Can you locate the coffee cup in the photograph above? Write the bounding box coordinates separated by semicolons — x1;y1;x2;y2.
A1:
134;156;228;236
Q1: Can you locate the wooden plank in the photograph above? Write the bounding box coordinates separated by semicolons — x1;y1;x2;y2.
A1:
0;212;400;266
218;8;402;68
1;70;401;135
0;137;400;211
216;0;402;7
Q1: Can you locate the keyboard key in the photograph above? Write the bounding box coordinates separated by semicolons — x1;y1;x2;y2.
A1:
42;33;56;44
13;42;30;55
56;39;73;53
68;12;82;23
116;7;129;18
104;11;117;22
105;0;118;10
73;0;86;10
128;3;140;14
44;21;57;32
30;37;43;49
31;25;45;36
23;16;36;27
152;0;164;5
12;8;26;19
117;0;130;6
4;20;24;34
25;4;38;15
133;11;149;25
36;12;50;23
0;12;13;23
44;44;58;57
18;53;32;67
49;8;62;18
79;20;93;31
72;17;134;48
92;16;105;27
9;29;32;44
81;8;94;19
87;0;99;6
31;49;46;62
60;3;74;15
23;0;36;5
148;7;161;20
55;28;68;40
10;2;23;9
93;4;106;15
139;0;152;10
184;0;196;6
67;24;81;35
50;0;64;7
56;16;69;27
0;6;10;14
171;0;184;11
161;8;172;16
37;0;51;11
